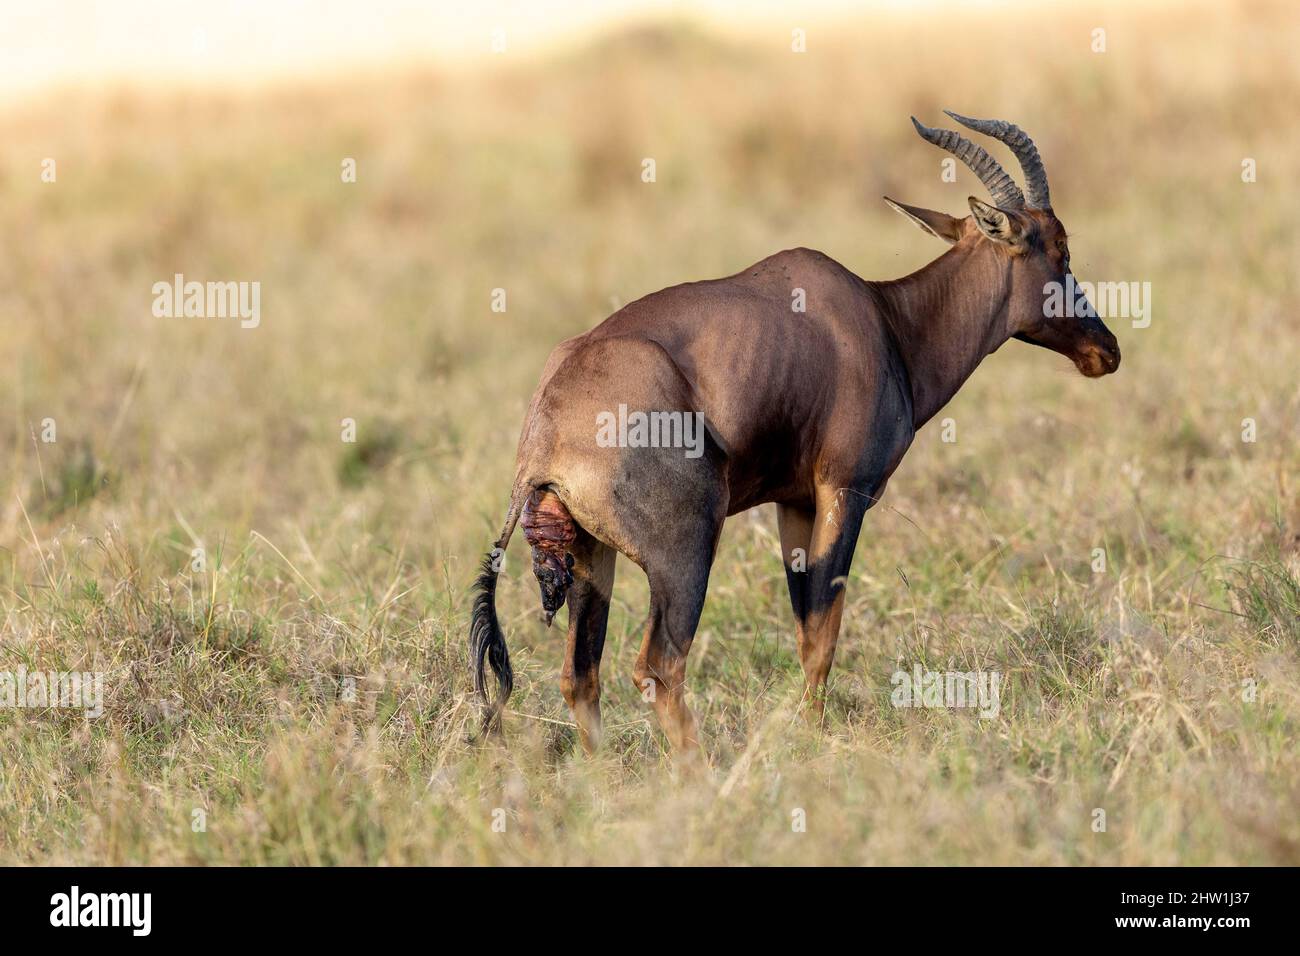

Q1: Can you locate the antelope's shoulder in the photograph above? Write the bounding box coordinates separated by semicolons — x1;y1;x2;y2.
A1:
740;246;856;278
732;247;866;300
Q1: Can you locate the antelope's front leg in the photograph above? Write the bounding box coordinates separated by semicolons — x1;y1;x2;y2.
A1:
797;487;868;719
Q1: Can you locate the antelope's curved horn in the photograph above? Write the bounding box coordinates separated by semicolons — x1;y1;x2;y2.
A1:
944;110;1051;210
910;117;1025;210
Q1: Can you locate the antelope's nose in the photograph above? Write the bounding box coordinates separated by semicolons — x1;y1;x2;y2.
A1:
1093;338;1120;373
1078;329;1120;377
1098;335;1121;373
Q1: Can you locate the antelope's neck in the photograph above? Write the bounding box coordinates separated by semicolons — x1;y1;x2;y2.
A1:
872;243;1013;429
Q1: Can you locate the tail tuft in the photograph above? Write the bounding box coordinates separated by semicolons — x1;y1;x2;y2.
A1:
470;553;513;734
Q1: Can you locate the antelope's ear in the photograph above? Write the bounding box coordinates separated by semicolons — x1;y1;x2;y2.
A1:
967;197;1022;244
884;196;964;245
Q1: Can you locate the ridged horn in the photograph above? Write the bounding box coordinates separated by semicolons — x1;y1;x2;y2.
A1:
910;116;1025;210
943;110;1051;210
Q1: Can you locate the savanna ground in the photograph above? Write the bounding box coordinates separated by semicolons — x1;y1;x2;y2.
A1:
1;1;1298;865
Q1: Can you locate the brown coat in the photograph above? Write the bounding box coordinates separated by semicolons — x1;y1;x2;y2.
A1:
471;114;1120;756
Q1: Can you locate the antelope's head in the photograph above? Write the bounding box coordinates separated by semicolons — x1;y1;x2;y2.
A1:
886;111;1120;378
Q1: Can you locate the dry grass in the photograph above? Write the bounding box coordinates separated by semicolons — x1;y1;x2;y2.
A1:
1;0;1298;864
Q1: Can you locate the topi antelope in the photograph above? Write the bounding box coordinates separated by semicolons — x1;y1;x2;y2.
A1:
471;112;1120;755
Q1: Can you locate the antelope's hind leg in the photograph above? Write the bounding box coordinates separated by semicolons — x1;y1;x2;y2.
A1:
633;551;714;758
629;469;726;759
560;529;616;754
630;482;725;757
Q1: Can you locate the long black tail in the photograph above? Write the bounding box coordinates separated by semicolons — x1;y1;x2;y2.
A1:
471;492;524;734
470;553;513;733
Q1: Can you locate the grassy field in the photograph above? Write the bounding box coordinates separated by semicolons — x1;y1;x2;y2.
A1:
1;0;1298;865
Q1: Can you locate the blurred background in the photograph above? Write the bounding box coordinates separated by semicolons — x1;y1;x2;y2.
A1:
3;1;975;97
1;0;1297;864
